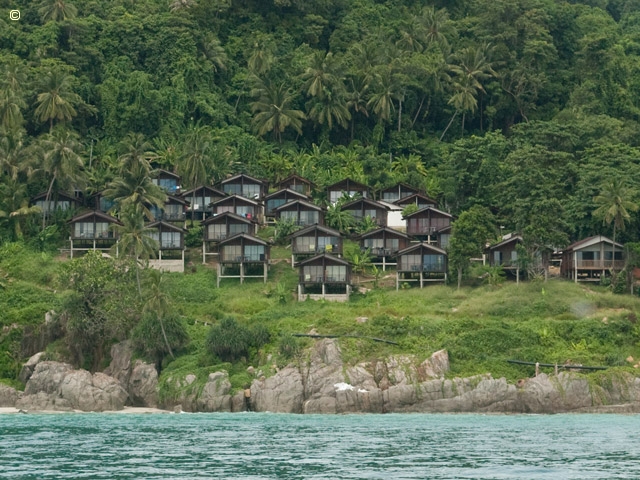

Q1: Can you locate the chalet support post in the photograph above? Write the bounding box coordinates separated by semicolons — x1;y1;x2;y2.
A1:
298;284;302;301
516;267;520;285
217;263;221;288
322;283;326;298
159;249;162;262
535;362;540;377
202;241;206;265
420;272;424;289
396;273;399;291
93;239;96;251
383;255;386;271
240;262;244;285
182;248;184;268
574;251;578;283
70;237;74;259
263;263;267;283
291;253;294;269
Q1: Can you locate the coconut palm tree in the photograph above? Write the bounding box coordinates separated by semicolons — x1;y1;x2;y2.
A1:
0;179;42;240
308;89;351;131
345;74;370;141
104;170;167;222
178;126;214;225
593;179;639;278
111;204;158;295
38;0;78;22
143;269;175;359
250;79;305;143
301;51;342;99
38;128;85;229
117;133;157;178
35;70;83;132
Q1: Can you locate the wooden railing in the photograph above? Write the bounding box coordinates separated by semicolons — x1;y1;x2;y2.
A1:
575;260;624;269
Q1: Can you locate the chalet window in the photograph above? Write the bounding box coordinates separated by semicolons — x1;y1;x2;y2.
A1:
161;232;180;248
229;223;249;235
494;251;502;265
580;251;598;260
266;199;287;214
317;236;338;252
364;209;377;219
423;254;445;272
364;238;384;249
154;178;178;193
236;206;255;217
164;204;183;219
325;265;346;282
295;236;316;252
223;184;242;195
382;192;399;202
299;210;318;225
74;222;94;238
303;265;323;282
439;234;450;249
222;245;241;261
604;251;623;260
242;184;261;198
289;184;305;193
150;206;162;220
385;238;399;251
401;254;421;271
208;224;226;240
280;210;297;222
511;250;518;262
244;245;265;261
95;222;111;238
99;198;114;211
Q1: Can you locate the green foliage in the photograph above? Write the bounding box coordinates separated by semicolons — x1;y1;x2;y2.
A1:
132;312;188;368
278;334;301;359
185;225;203;248
274;217;300;245
206;317;270;362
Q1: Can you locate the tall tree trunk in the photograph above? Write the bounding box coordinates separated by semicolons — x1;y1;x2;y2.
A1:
440;111;458;141
350;115;355;142
411;96;427;129
136;256;141;295
397;99;402;132
43;173;56;230
611;224;617;283
191;190;196;228
461;113;465;138
159;316;175;359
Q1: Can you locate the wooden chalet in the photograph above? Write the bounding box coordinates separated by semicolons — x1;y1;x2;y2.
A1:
216;233;270;287
152;169;181;195
488;234;523;283
297;253;351;302
68;211;122;258
90;191;115;213
264;188;309;218
211;195;260;222
379;183;421;203
359;227;410;270
396;243;447;289
438;225;452;249
394;192;438;210
146;220;186;272
274;199;323;226
561;235;624;283
218;173;268;199
180;185;226;220
326;178;369;204
289;224;342;266
32;192;79;215
149;194;188;223
404;206;452;242
201;212;256;264
341;197;389;227
277;174;314;196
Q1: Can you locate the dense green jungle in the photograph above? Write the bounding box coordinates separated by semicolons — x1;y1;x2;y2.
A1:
2;0;640;390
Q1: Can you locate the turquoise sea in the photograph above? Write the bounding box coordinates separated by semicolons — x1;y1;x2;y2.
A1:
1;413;639;479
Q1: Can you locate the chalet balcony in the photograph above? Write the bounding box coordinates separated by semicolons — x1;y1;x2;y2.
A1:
72;231;116;240
220;254;266;263
293;244;338;254
365;247;394;257
301;275;347;284
406;226;439;236
399;262;446;273
575;259;624;269
162;212;186;221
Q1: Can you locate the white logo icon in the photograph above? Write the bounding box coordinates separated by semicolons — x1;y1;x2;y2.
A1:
9;10;20;20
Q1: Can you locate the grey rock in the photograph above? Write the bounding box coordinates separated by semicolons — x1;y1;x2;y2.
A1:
18;352;45;384
250;367;304;413
184;374;196;385
302;339;345;413
419;349;450;379
129;361;159;408
19;361;127;412
198;371;232;412
104;341;133;388
0;384;22;407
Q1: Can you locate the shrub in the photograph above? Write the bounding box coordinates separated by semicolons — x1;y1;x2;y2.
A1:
206;317;270;362
185;225;203;248
132;312;189;369
279;334;301;359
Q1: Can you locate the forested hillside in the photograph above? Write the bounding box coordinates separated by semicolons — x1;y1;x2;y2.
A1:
1;0;640;245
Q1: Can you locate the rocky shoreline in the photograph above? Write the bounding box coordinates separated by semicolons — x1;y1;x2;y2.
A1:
3;339;640;414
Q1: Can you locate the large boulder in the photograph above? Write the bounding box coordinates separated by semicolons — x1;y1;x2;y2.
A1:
104;341;133;387
303;339;346;414
0;384;22;407
419;349;450;380
17;361;128;412
250;367;305;413
197;371;232;412
18;352;46;384
129;361;159;408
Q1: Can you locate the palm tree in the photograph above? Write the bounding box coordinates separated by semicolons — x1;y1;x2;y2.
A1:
325;201;356;234
112;204;158;295
0;57;27;132
345;74;370;141
35;70;82;132
143;269;175;359
116;133;157;177
250;79;305;143
308;89;351;131
367;68;401;124
301;51;341;99
0;131;33;181
38;129;85;229
178;126;214;225
593;179;639;278
38;0;78;22
421;6;454;47
104;170;167;222
392;154;428;178
0;179;42;240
